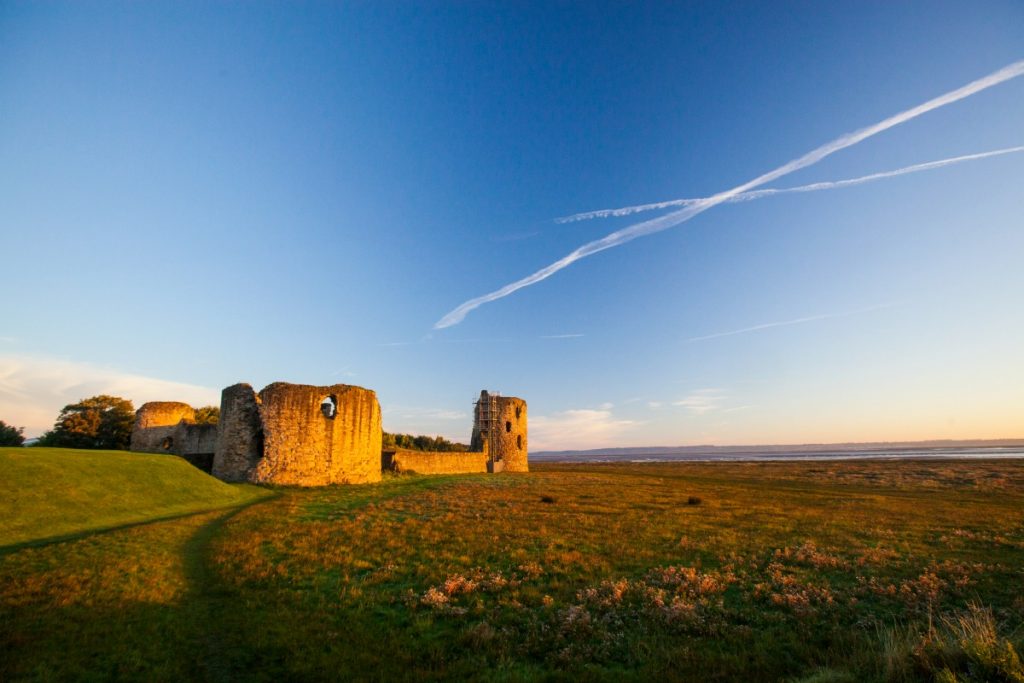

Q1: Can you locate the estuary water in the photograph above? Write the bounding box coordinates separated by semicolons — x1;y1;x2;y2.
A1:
532;446;1024;464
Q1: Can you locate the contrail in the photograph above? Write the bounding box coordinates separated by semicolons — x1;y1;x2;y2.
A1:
435;59;1024;329
685;302;903;342
556;145;1024;223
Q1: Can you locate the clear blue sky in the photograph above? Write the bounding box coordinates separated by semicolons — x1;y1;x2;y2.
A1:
2;2;1022;448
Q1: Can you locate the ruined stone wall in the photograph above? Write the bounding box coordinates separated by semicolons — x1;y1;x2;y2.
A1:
176;423;217;455
130;402;196;453
174;423;218;472
212;384;263;483
254;383;382;486
383;448;489;474
492;396;528;472
131;401;218;472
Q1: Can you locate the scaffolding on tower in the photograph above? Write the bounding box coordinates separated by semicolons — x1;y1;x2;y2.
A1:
473;391;500;460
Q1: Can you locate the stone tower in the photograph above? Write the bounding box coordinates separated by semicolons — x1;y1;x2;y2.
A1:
211;382;382;486
211;384;263;482
470;390;528;472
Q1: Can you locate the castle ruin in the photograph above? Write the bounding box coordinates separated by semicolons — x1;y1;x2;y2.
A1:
381;391;528;475
130;382;526;485
471;390;528;473
130;402;218;472
212;382;382;486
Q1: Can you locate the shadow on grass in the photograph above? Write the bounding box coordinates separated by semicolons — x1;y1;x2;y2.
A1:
179;493;285;682
1;479;468;680
0;490;275;558
0;491;284;681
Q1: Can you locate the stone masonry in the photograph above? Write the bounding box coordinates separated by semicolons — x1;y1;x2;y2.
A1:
383;446;489;475
211;383;263;483
256;383;382;485
471;390;528;473
211;382;382;486
130;401;218;472
137;381;525;485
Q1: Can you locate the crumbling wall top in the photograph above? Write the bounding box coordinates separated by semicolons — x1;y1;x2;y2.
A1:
134;401;196;428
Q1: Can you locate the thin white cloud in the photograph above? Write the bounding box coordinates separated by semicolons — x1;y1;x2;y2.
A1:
0;354;220;437
685;302;902;342
434;59;1024;329
673;389;727;415
530;407;639;450
492;230;540;243
540;333;584;339
556;145;1024;223
380;335;513;347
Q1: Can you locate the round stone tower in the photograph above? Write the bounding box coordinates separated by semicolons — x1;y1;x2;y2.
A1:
471;390;528;472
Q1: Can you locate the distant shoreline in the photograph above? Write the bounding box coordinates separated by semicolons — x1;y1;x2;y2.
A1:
532;439;1024;463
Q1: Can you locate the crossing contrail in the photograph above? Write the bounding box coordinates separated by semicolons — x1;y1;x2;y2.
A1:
434;59;1024;329
555;145;1024;223
685;302;904;343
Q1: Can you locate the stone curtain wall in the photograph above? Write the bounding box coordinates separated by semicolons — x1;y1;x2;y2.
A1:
383;447;489;475
212;384;263;482
130;402;196;453
257;383;382;486
493;396;528;472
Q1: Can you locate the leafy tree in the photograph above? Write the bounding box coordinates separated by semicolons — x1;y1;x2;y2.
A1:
382;431;468;452
0;420;25;446
194;406;220;425
41;395;135;450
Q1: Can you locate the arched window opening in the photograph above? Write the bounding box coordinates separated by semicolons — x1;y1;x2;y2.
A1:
161;436;174;451
321;395;337;419
516;435;522;450
515;406;521;420
505;421;512;433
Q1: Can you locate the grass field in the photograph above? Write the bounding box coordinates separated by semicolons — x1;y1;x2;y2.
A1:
2;453;1023;681
0;448;270;547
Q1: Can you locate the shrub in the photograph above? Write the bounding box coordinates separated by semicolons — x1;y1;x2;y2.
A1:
0;420;25;446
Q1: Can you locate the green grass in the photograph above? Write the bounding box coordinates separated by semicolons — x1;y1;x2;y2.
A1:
0;447;270;547
2;457;1024;681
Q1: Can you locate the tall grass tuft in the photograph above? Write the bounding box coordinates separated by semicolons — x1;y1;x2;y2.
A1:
879;603;1024;682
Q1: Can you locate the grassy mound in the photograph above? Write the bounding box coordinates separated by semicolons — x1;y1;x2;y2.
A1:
0;447;269;547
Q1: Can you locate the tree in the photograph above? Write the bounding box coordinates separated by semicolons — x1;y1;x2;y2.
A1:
41;395;135;450
0;420;25;446
381;431;468;452
194;406;220;425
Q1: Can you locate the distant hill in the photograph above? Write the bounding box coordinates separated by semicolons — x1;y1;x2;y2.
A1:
533;438;1024;461
0;447;270;547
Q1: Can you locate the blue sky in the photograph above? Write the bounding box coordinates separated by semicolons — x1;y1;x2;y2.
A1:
1;2;1022;448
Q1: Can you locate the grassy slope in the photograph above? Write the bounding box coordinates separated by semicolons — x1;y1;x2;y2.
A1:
0;447;269;547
